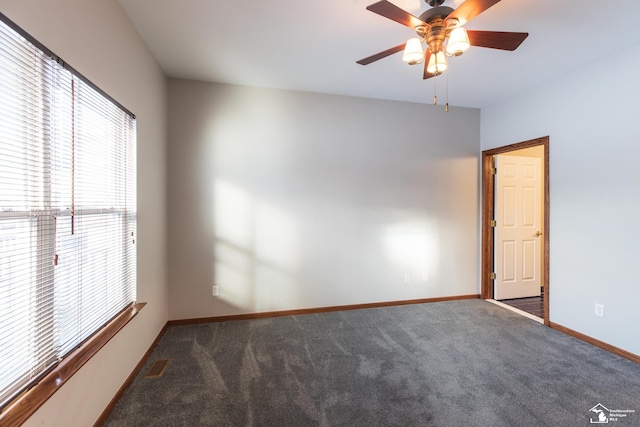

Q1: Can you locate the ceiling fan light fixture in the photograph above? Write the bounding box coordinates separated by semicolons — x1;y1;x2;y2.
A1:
427;50;447;75
446;27;470;56
402;37;424;65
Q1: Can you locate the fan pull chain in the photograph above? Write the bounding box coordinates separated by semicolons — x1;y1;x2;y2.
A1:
433;72;437;105
445;66;449;112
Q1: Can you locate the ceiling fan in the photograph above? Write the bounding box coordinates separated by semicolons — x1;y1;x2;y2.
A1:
357;0;528;80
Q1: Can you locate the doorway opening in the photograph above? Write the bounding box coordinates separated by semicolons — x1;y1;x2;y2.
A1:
481;136;549;325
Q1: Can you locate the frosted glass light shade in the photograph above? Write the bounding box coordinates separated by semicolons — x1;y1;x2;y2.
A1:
446;27;470;56
402;38;424;65
427;50;447;74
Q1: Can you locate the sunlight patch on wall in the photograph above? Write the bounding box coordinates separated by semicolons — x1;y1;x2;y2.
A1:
212;179;300;310
255;202;299;270
381;220;438;281
214;180;253;249
215;240;255;309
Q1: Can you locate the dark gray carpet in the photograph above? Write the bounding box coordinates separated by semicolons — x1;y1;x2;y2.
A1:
103;300;640;426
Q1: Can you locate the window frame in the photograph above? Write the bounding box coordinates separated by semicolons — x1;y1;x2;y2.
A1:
0;12;142;424
0;303;145;426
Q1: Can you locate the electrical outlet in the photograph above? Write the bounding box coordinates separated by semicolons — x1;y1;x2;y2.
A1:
212;285;220;297
422;272;429;282
403;273;410;283
594;303;604;318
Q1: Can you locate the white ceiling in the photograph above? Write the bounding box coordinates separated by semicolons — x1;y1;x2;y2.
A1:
118;0;640;108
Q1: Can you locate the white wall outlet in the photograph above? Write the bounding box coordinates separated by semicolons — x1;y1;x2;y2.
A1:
594;303;604;317
403;273;410;283
212;285;220;297
422;272;429;282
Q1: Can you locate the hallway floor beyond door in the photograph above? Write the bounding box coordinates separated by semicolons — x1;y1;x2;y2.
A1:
500;296;543;318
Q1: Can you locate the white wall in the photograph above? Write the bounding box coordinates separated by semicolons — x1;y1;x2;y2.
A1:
481;44;640;356
168;79;480;320
0;0;168;425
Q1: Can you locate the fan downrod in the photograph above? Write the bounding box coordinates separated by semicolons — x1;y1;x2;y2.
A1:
426;0;445;7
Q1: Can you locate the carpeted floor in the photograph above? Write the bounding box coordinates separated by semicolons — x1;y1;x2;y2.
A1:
103;299;640;426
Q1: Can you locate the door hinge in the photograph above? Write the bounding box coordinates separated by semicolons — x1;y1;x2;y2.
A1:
490;272;497;280
490;220;497;227
490;167;497;175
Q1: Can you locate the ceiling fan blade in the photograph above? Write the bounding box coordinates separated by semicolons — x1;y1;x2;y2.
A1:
445;0;501;26
357;43;406;65
366;0;429;29
423;51;436;80
467;30;528;51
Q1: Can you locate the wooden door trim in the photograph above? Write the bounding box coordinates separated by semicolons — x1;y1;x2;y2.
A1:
481;136;550;325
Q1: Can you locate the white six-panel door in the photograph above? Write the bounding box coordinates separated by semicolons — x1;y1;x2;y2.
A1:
494;155;542;300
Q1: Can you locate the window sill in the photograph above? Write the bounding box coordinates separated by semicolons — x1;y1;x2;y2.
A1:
0;302;146;426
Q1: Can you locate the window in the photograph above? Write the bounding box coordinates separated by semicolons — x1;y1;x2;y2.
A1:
0;14;136;410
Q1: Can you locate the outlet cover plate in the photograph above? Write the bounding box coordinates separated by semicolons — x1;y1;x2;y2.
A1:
594;303;604;317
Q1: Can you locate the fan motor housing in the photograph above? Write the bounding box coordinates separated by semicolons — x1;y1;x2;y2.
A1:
418;6;454;24
418;7;454;53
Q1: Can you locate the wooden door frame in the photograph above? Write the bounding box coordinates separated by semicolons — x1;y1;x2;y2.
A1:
481;136;550;325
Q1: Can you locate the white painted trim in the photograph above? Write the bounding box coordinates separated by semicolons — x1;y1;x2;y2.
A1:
486;299;543;324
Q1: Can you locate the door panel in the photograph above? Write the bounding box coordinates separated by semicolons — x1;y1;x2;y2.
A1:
494;155;542;300
523;187;535;226
523;240;535;279
503;240;516;282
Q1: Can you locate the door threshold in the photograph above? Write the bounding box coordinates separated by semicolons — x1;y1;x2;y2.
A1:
486;299;543;324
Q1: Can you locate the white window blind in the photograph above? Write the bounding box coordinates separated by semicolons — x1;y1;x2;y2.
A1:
0;14;136;409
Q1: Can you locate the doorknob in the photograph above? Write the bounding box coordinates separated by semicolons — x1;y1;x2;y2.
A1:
535;231;542;237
